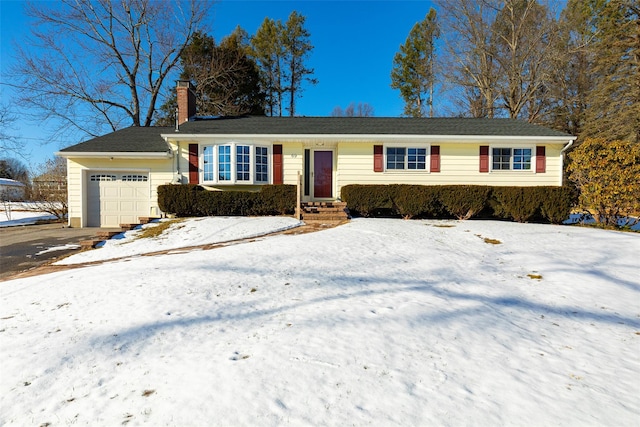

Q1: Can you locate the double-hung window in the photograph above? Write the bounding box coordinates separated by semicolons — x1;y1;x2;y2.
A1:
386;146;428;171
255;147;269;183
492;148;532;171
236;145;250;181
202;143;270;184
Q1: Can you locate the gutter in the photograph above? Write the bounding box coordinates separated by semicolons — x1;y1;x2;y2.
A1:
161;133;576;143
55;151;173;159
561;137;577;153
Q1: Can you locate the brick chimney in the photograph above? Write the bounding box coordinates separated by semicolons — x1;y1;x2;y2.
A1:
176;80;196;124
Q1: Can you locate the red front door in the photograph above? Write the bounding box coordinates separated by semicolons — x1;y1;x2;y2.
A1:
313;151;333;198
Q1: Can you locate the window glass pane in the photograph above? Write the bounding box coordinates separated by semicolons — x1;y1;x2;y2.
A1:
218;145;231;181
386;147;405;169
492;148;511;170
236;145;250;181
513;148;532;170
203;146;214;181
407;148;426;170
255;146;268;182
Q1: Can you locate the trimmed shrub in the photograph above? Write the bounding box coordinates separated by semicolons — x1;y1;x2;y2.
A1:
439;185;492;220
157;184;296;217
490;186;575;224
391;184;442;219
257;184;297;215
195;190;258;216
539;186;576;224
491;187;541;223
157;184;204;217
341;185;393;217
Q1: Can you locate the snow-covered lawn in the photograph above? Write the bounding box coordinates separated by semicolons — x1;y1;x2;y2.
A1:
0;203;58;227
1;218;638;426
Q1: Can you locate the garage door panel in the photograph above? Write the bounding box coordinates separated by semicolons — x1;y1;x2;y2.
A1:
104;187;120;197
119;187;137;198
86;171;150;227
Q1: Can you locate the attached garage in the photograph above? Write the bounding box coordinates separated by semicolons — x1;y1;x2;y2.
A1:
86;171;150;227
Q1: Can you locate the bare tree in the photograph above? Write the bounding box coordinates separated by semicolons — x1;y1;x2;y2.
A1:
27;157;68;220
491;0;557;121
437;0;500;118
331;102;375;117
0;104;27;159
11;0;210;138
438;0;558;121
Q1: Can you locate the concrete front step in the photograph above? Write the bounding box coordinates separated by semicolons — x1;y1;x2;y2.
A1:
139;216;160;224
301;215;349;221
119;223;140;231
80;239;104;249
302;207;344;213
96;231;122;239
81;217;159;250
300;201;350;223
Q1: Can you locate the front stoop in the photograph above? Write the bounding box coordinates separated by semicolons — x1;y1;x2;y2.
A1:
80;217;161;249
300;201;350;224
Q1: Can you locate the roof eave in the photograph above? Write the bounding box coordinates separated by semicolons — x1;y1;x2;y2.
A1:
162;133;576;143
56;151;173;159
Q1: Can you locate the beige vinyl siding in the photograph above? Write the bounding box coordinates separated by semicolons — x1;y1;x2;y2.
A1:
336;142;564;198
282;142;304;185
66;158;84;226
65;157;173;227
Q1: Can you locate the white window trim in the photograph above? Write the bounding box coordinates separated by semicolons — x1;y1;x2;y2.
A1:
200;142;271;185
383;143;431;173
489;145;535;173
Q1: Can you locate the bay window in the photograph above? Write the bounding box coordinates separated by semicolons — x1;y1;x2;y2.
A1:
201;143;270;184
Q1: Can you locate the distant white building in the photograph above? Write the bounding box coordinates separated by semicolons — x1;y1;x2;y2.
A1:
0;178;26;201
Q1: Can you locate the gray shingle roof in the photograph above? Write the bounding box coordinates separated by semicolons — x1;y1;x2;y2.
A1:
59;126;174;153
178;116;572;137
60;117;572;153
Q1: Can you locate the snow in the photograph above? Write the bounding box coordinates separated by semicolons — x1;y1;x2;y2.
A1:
1;218;639;426
35;244;82;256
0;203;58;227
56;216;303;265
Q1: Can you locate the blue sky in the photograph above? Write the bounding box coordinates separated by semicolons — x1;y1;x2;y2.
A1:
1;0;438;166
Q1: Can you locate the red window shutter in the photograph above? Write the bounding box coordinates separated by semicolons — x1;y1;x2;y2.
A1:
273;144;283;184
430;145;441;172
373;145;383;172
479;145;489;173
536;146;546;173
188;144;199;184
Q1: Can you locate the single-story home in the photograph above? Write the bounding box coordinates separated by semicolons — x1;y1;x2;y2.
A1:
0;178;26;201
57;81;576;228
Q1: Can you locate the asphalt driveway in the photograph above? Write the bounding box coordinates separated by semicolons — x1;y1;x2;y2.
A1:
0;223;118;280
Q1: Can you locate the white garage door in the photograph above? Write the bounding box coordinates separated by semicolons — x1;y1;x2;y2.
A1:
87;172;150;227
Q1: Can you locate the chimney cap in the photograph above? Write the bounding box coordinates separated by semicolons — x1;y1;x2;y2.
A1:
177;80;194;88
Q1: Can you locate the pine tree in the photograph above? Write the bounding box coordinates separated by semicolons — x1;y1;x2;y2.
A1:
155;29;265;124
391;8;439;117
282;11;317;116
543;0;601;136
583;0;640;143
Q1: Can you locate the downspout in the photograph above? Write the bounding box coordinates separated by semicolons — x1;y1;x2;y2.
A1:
174;141;181;184
561;138;576;154
560;137;577;186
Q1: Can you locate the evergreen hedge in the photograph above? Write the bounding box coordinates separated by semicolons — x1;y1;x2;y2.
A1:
158;184;296;217
340;184;575;224
157;183;574;224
